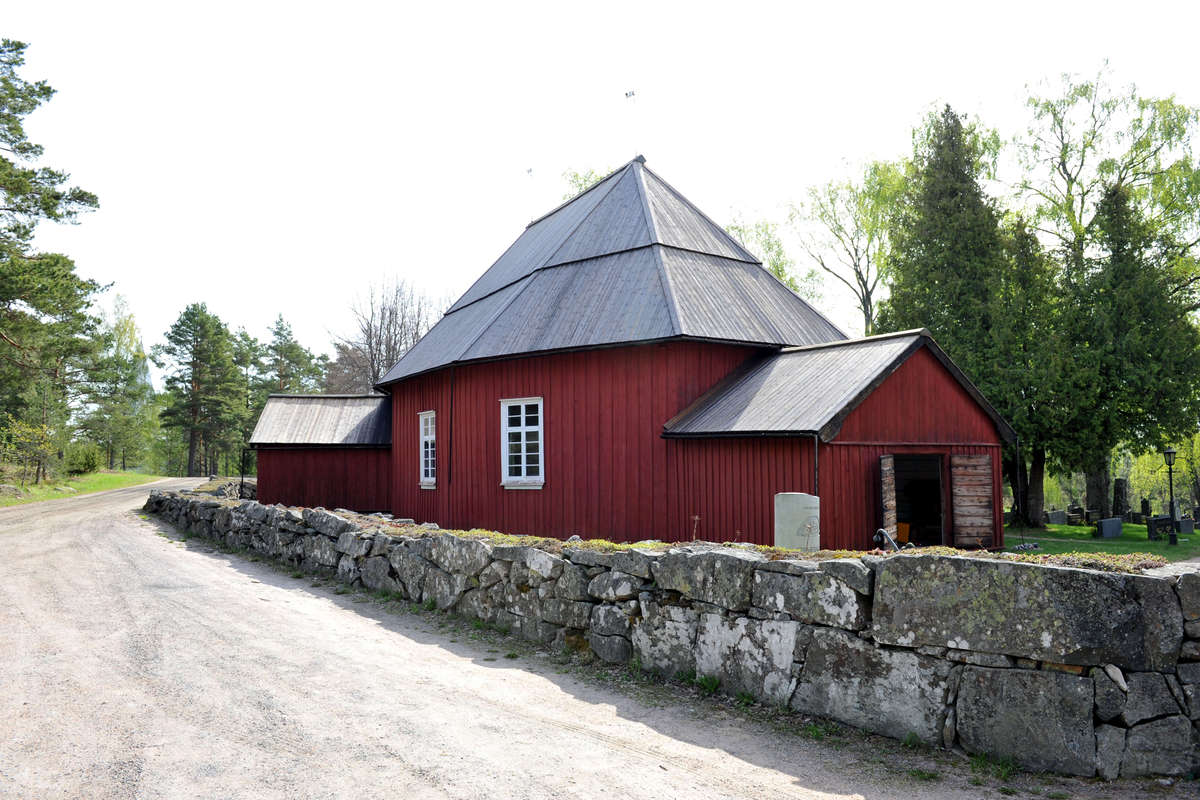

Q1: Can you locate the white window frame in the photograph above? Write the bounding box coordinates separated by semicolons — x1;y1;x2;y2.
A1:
500;396;544;489
419;410;436;489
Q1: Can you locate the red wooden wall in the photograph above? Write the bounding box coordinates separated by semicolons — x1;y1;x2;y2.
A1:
389;341;759;539
384;341;1005;550
257;448;392;512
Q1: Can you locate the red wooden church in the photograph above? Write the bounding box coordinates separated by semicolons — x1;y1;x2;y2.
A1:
250;156;1014;550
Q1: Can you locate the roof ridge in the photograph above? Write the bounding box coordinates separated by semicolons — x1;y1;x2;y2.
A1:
541;162;639;270
780;328;928;354
640;163;760;264
524;158;640;229
267;393;387;399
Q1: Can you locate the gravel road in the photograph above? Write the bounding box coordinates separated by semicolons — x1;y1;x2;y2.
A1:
0;481;1187;799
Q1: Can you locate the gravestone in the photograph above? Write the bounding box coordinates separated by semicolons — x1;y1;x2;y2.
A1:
1141;498;1152;519
1181;518;1195;537
1097;517;1122;538
1113;479;1130;517
1047;509;1068;525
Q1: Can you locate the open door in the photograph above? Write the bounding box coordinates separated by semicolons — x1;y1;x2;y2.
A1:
879;454;896;538
950;454;994;548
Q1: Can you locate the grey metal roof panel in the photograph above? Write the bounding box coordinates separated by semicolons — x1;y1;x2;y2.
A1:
661;248;846;346
461;249;675;360
250;395;391;446
544;166;654;266
377;280;526;384
448;167;626;313
663;333;923;439
640;166;758;262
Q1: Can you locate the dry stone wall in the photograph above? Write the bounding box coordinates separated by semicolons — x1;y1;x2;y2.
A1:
145;490;1200;780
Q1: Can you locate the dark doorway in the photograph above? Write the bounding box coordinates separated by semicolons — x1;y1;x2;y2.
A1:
894;455;943;546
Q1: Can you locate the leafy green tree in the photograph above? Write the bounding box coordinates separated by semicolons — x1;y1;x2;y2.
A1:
264;315;326;393
1053;185;1200;516
0;40;102;471
726;217;821;300
791;160;905;334
79;297;154;469
562;168;610;200
152;304;240;476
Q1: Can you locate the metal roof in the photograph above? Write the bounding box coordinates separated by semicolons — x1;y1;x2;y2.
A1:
379;156;845;385
249;395;391;447
662;330;1016;443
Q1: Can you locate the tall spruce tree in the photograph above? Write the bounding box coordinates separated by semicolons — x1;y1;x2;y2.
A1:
152;304;239;476
1054;185;1200;515
265;315;325;393
878;105;1004;389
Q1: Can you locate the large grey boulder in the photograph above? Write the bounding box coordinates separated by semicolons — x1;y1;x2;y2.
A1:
956;666;1095;776
1121;716;1193;777
610;549;657;579
818;559;873;595
360;556;401;594
422;567;468;611
1121;672;1182;726
591;604;633;638
751;570;867;630
303;508;357;538
555;562;590;600
589;632;633;663
872;555;1183;671
587;570;642;601
1177;572;1200;620
1092;667;1126;723
632;600;699;677
651;548;764;611
792;628;955;744
336;554;360;584
695;614;797;705
428;534;492;576
540;599;594;628
335;531;372;557
388;547;431;599
1094;725;1125;781
523;548;564;580
302;534;340;568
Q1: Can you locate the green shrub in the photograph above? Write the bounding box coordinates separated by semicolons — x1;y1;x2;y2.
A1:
695;674;720;696
65;441;101;475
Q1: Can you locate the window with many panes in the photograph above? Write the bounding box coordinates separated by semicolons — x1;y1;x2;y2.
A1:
501;397;542;487
419;411;436;487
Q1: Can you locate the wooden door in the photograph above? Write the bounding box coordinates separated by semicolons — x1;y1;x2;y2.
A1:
879;454;896;537
950;454;994;548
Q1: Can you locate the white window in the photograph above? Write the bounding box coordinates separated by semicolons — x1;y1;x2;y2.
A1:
500;397;543;488
419;411;436;488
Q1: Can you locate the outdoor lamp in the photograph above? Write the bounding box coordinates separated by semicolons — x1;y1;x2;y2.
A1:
1165;446;1177;467
1164;447;1179;545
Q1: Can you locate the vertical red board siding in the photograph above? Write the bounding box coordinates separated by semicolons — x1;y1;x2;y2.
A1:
257;448;392;511
385;340;1006;550
389;341;759;541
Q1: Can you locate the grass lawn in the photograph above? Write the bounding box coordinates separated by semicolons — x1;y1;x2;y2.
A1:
1006;521;1200;562
0;470;166;508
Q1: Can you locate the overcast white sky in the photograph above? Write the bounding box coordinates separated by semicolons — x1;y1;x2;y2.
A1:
8;1;1200;367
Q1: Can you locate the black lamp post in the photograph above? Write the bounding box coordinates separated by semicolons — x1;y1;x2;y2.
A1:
1164;446;1179;546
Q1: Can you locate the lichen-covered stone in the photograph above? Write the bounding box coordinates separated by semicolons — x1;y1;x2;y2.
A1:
490;544;528;562
1093;667;1126;723
588;632;632;663
422;567;468;611
1177;572;1200;620
591;604;632;638
303;508;357;538
632;600;698;677
1121;716;1193;777
335;531;372;557
872;555;1182;671
540;598;594;628
610;549;657;579
1095;724;1125;781
819;558;873;595
478;561;508;589
502;583;541;619
360;556;400;594
426;533;493;576
1121;672;1182;726
750;569;867;630
523;548;564;580
696;614;797;705
563;548;615;568
555;562;590;600
388;547;431;599
336;553;360;584
651;548;763;611
946;650;1014;668
587;570;642;601
1178;662;1200;685
754;559;818;576
302;534;340;567
792;628;955;744
956;666;1095;776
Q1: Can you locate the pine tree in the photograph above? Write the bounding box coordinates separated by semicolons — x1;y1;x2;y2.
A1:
265;316;325;393
152;304;240;476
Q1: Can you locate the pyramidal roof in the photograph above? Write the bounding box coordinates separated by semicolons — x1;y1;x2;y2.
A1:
378;156;846;385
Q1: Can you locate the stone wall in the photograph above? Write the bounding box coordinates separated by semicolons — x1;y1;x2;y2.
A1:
145;490;1200;780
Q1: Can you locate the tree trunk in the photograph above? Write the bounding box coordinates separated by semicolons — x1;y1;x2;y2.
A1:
1085;464;1112;519
187;429;200;477
1027;446;1047;528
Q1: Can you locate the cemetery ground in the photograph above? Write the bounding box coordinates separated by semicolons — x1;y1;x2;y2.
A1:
1005;521;1200;562
0;467;165;507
